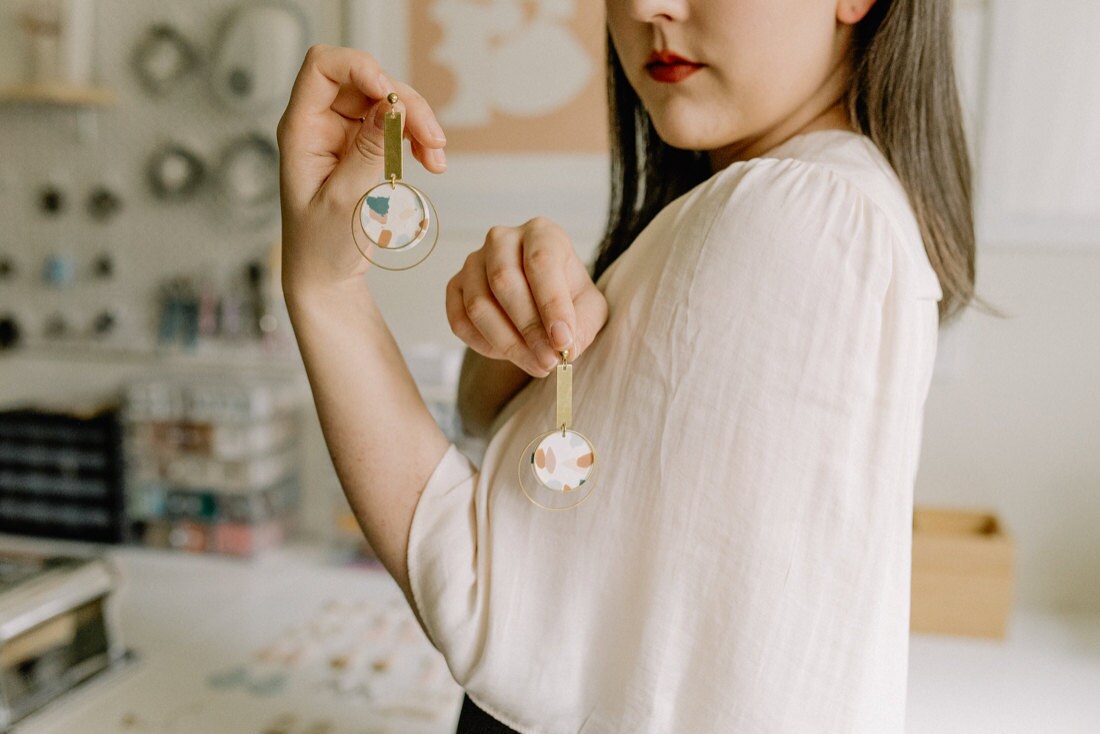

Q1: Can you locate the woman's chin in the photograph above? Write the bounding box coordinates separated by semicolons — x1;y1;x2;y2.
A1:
650;127;717;153
646;111;735;153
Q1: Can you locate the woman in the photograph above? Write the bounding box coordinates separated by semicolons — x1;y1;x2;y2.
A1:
277;0;987;731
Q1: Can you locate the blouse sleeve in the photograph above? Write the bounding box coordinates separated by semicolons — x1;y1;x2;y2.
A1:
405;442;480;657
660;158;930;729
678;157;905;453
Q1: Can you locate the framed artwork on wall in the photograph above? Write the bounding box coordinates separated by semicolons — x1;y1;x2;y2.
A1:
409;0;607;153
344;0;610;243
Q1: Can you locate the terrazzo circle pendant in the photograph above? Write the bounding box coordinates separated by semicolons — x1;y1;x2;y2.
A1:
518;349;599;510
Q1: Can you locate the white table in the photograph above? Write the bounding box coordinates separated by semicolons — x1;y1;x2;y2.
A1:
907;607;1100;733
7;540;464;734
5;537;1099;734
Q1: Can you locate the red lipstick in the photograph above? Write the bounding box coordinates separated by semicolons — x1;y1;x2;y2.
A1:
645;50;704;83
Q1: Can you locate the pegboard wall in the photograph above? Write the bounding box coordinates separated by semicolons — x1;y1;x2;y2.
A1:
0;0;340;357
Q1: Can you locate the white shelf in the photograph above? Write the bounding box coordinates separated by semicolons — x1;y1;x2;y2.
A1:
7;341;303;373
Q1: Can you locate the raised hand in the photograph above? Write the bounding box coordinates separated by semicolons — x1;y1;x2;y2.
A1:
446;217;609;378
277;44;448;292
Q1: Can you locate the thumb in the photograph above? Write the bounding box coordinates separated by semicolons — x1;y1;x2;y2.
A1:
570;285;609;358
330;98;402;199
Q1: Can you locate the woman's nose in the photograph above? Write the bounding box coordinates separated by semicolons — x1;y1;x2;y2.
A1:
623;0;689;24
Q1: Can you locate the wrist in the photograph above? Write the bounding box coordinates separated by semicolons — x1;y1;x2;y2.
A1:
282;271;375;318
280;226;372;305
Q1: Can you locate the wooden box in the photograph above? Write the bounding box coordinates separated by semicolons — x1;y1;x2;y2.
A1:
910;507;1015;638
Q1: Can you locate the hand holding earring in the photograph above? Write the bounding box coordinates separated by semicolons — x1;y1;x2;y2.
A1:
277;46;446;293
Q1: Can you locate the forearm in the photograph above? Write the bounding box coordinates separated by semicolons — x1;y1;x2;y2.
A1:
284;278;449;602
456;348;533;439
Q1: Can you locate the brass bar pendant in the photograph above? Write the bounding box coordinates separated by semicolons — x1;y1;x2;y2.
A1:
383;103;402;182
556;351;572;433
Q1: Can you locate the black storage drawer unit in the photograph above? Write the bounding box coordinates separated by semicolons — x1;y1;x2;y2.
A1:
0;407;126;543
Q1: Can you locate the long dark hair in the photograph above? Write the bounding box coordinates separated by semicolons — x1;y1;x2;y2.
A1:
591;0;1000;327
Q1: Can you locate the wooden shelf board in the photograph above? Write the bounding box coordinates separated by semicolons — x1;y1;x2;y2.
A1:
0;84;117;106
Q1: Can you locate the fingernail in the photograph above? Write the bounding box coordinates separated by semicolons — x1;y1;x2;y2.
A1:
550;321;572;349
430;147;447;168
378;72;394;94
539;346;558;370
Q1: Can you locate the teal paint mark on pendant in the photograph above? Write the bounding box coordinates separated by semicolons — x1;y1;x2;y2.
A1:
367;195;390;216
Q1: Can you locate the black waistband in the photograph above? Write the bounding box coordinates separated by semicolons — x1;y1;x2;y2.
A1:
455;692;521;733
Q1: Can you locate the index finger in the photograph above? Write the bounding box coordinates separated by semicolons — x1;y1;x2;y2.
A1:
286;45;393;120
522;223;578;351
286;45;447;154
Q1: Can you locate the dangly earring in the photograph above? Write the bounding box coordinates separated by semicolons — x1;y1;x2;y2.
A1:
351;92;440;271
518;349;600;510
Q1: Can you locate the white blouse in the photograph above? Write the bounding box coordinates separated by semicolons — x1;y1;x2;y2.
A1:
407;129;943;733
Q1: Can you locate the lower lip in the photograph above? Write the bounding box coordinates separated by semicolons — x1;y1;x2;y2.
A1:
646;63;703;83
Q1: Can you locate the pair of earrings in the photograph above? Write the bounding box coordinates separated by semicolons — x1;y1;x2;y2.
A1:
351;95;599;509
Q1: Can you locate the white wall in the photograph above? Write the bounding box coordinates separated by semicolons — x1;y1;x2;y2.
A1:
0;0;339;347
0;0;349;539
916;249;1100;614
